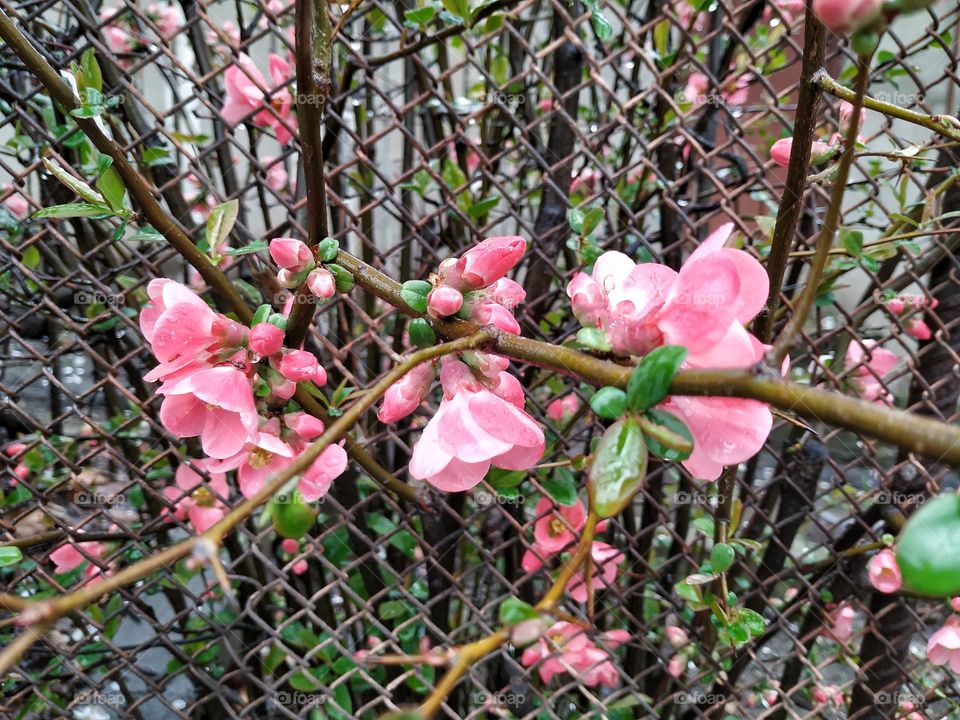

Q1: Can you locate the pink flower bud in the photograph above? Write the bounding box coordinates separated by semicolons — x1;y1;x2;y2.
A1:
292;559;308;575
2;187;28;219
278;350;320;383
470;301;521;335
510;617;549;646
211;316;248;347
812;687;829;705
665;625;689;648
276;268;302;289
547;394;580;422
886;297;905;314
281;538;299;554
812;0;883;34
377;361;435;424
284;412;326;439
269;237;313;271
485;278;526;310
667;655;685;678
839;100;864;137
249;322;285;356
867;548;902;593
268;373;297;400
770;138;793;167
427;286;463;318
306;268;336;299
951;597;960;613
906;317;932;341
456;236;526;289
566;272;607;326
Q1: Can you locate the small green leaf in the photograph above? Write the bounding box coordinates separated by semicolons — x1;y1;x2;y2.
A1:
42;158;104;204
639;409;693;461
317;236;339;262
404;5;436;26
407;318;436;348
626;345;688;412
488;468;525;490
81;48;103;93
896;493;960;596
327;263;355;293
96;166;126;211
541;467;578;506
400;280;432;313
499;597;539;626
711;543;735;573
0;546;22;566
206;199;239;253
223;241;268;256
33;202;112;219
581;207;604;236
587;418;648;518
576;327;612;352
251;304;272;326
589;386;626;419
567;208;585;234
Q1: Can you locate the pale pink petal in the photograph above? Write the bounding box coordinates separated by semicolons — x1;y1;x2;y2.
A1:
659;253;740;353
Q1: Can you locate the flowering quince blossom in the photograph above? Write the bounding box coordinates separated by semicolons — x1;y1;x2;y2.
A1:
867;548;902;593
2;185;28;219
823;601;857;644
812;0;883;34
845;340;897;405
547;394;579;423
164;461;229;533
567;222;773;480
567;542;625;602
220;53;297;144
928;616;960;672
49;541;107;585
520;621;630;687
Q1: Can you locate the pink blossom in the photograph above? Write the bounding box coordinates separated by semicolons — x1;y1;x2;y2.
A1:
485;278;526;310
665;626;689;648
547;394;579;422
567;541;624;602
906;317;932;341
249;322;285;356
378;360;435;424
262;156;290;192
281;538;299;554
269;237;313;272
951;597;960;613
50;541;105;574
277;349;326;384
771;137;837;167
824;601;857;644
570;168;601;195
469;301;521;335
426;286;463;318
520;621;629;687
2;187;28;219
845;340;897;405
812;0;883;34
667;655;686;678
839;100;865;136
164;460;229;533
867;549;902;594
207;431;294;499
298;443;348;501
101;10;137;56
147;2;181;38
221;53;297;144
456;236;526;290
812;685;843;706
158;366;259;459
306;268;336;299
928;617;960;672
408;358;544;492
140;279;221;364
292;559;308;575
284;411;326;439
532;496;586;554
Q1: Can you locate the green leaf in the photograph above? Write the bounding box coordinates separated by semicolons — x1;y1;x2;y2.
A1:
327;263;355;293
404;5;436;26
205;199;239;253
581;207;604;236
584;0;613;42
541;467;578;506
407;317;436;347
567;208;585;234
488;468;525;490
839;228;864;258
128;225;165;242
499;597;539;626
738;608;765;636
317;236;339;262
576;327;612;352
625;345;688;412
467;195;499;220
640;409;693;461
42;158;104;204
81;48;103;93
0;546;22;566
587;418;648;518
589;386;626;420
96;166;126;211
223;241;268;256
710;543;735;573
400;279;432;313
440;0;470;24
896;493;960;596
33;202;113;219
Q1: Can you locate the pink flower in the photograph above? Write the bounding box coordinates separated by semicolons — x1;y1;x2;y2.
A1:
456;236;526;289
284;411;326;439
262;156;290;192
298;443;348;501
378;361;435;424
845;340;897;405
221;53;297;144
485;278;526;310
426;286;463;318
928;617;960;672
824;602;857;644
547;394;579;422
839;100;865;136
770;138;794;167
469;301;521;335
867;549;902;594
951;597;960;613
269;237;313;272
770;137;837;167
277;350;326;384
158;366;259;459
249;322;285;356
667;655;686;678
665;626;689;648
532;496;586;554
306;268;336;299
207;431;294;499
2;186;28;219
569;168;601;195
812;0;883;33
520;622;629;687
140;279;221;364
906;317;932;341
408;358;544;492
164;460;229;533
147;2;181;38
292;559;308;575
567;541;624;602
281;538;299;554
50;541;105;574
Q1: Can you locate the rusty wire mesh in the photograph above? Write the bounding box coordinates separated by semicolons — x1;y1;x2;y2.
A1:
2;0;960;718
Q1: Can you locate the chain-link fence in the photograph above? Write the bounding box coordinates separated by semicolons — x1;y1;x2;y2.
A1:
1;0;960;718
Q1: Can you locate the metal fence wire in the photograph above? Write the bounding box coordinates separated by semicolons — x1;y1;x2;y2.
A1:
1;0;960;718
